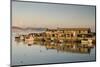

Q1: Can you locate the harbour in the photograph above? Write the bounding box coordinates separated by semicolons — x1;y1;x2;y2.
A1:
12;29;96;66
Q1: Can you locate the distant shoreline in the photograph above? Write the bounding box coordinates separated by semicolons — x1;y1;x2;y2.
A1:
12;26;96;33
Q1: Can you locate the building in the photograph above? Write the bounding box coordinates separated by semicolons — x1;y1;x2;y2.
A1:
45;28;93;42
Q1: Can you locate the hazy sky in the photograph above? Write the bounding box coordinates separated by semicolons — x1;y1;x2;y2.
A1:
12;1;96;32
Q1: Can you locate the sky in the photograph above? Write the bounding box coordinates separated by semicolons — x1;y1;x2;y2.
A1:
12;1;96;32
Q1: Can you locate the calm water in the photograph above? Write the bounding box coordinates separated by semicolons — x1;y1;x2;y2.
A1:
11;31;96;66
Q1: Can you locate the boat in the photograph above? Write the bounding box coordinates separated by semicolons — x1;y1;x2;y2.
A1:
81;38;93;47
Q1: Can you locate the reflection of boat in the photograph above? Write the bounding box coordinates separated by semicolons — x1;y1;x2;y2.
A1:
25;40;34;45
46;45;57;49
14;33;94;53
45;43;91;53
15;38;93;53
43;42;91;53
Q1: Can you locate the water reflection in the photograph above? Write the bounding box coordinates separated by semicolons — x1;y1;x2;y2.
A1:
15;38;95;54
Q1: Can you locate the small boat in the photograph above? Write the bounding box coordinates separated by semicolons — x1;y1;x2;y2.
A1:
81;39;89;44
15;36;20;40
59;40;64;43
20;35;25;40
15;34;20;40
25;35;34;42
81;38;93;47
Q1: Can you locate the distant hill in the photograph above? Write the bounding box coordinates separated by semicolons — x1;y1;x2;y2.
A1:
25;27;47;31
12;26;24;30
12;26;47;31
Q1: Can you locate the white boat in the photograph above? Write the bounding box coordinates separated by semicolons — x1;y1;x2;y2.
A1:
81;38;93;46
20;35;25;40
81;39;88;44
